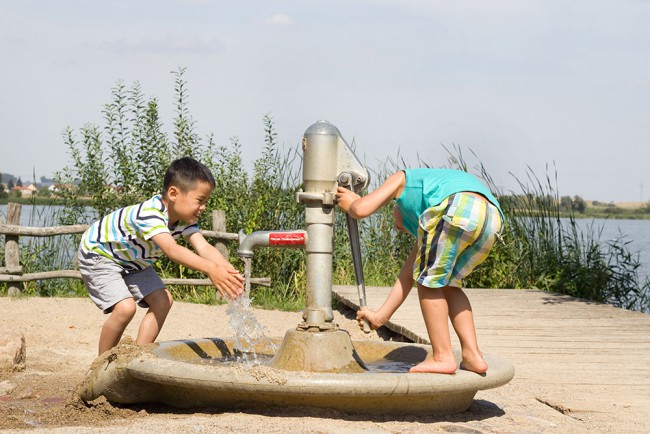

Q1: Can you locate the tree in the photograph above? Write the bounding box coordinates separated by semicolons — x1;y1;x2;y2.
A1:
7;179;15;190
572;195;586;213
642;202;650;214
0;172;6;199
16;177;23;187
560;196;572;212
605;203;622;215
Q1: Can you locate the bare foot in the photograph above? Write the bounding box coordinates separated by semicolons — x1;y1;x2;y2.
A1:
459;353;488;374
409;357;457;374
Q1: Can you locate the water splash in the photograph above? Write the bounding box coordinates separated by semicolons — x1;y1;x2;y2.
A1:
226;257;277;366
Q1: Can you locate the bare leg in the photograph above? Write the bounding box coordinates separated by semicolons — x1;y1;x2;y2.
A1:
442;286;488;374
410;284;457;374
98;298;136;355
136;288;173;345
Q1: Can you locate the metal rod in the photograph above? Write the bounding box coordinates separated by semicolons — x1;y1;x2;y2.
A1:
339;173;371;333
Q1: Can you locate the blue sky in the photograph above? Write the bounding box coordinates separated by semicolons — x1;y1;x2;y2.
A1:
1;0;649;202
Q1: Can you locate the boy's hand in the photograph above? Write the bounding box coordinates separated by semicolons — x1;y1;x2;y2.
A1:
336;186;360;214
208;264;245;299
356;307;388;331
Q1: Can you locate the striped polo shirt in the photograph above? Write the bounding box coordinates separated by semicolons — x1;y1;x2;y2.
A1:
80;195;199;272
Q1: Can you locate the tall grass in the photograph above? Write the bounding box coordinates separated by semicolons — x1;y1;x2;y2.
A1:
1;69;309;310
1;71;648;314
446;147;650;312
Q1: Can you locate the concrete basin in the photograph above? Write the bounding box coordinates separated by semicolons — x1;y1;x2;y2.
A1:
78;331;514;416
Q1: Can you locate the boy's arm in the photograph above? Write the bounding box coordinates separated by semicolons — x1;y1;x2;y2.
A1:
187;231;235;269
186;232;245;293
152;232;244;299
336;171;405;219
358;244;417;328
376;244;417;319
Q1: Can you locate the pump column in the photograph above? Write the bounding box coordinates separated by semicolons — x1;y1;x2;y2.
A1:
296;122;340;330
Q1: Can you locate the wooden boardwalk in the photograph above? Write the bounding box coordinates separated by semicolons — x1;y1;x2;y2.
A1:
333;285;650;432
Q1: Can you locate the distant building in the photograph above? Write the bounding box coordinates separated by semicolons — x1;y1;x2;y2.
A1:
48;183;76;195
11;184;38;198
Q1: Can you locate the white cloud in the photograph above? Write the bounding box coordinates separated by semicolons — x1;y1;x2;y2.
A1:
265;14;294;25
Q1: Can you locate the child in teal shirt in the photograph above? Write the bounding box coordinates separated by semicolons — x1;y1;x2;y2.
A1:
336;168;503;374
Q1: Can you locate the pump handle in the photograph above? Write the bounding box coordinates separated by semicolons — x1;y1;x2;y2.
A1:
338;172;371;333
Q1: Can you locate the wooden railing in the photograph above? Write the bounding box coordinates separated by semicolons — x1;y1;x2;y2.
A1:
0;203;270;296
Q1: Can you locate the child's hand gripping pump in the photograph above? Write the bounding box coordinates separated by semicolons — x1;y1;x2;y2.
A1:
337;172;371;333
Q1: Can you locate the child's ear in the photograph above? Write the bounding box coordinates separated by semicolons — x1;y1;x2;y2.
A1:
167;186;180;201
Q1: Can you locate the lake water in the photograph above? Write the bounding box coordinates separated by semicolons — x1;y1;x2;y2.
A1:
569;218;650;281
2;204;649;281
0;204;96;227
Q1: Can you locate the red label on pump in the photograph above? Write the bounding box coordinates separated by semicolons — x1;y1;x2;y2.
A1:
269;232;305;246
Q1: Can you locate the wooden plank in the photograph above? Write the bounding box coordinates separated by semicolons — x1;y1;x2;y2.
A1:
0;222;238;241
333;284;650;428
0;271;270;287
0;222;89;236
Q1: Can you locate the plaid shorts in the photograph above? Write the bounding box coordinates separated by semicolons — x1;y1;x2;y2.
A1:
414;192;503;288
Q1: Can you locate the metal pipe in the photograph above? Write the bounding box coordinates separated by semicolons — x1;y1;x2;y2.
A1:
237;230;307;258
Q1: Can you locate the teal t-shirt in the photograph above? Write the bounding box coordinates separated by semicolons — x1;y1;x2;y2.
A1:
394;168;503;236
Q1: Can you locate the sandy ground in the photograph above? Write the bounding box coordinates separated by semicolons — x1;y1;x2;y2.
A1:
0;296;629;433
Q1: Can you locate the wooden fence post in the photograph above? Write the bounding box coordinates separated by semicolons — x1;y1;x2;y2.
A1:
212;210;229;259
5;203;23;296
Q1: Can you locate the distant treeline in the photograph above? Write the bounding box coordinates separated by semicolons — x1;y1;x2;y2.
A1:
500;194;650;220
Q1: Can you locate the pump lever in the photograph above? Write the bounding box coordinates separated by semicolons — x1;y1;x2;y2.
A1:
338;172;371;333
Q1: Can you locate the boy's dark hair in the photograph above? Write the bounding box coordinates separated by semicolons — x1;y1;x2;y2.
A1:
162;157;216;197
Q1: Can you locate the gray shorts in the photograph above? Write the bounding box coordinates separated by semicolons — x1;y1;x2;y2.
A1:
77;249;165;314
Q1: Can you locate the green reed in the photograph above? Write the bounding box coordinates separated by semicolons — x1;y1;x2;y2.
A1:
447;147;649;312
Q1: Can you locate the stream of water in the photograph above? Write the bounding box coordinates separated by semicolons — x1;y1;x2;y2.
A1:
225;257;278;365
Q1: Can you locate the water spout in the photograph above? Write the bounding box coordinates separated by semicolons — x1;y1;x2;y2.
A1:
237;230;307;258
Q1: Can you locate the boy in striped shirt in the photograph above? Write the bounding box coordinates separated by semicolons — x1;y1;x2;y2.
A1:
336;168;503;375
78;157;244;355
